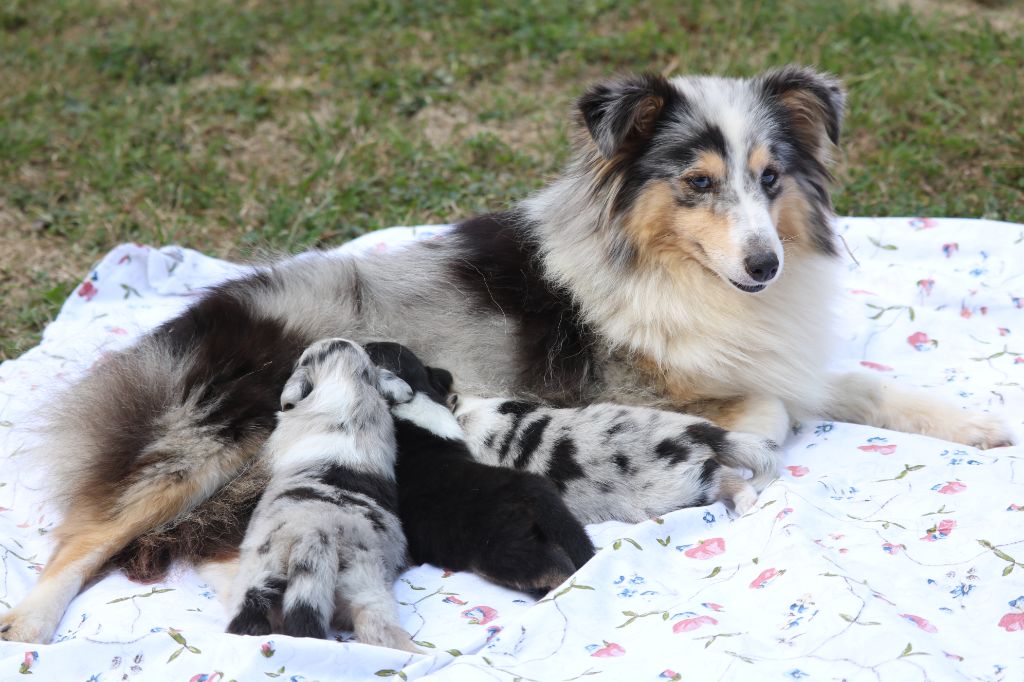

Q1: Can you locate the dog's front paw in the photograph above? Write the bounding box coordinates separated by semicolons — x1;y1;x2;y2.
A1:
0;609;57;644
954;411;1015;450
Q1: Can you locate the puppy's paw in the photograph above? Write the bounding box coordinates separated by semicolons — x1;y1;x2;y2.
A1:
0;609;57;644
952;411;1015;450
731;484;759;515
226;612;273;637
724;432;781;492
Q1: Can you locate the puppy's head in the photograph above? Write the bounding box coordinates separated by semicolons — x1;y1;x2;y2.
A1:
280;338;413;414
363;342;453;405
576;65;845;292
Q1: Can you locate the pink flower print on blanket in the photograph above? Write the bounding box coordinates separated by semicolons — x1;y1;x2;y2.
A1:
588;641;626;658
933;481;967;495
917;278;935;296
750;568;785;589
998;598;1024;632
19;652;39;675
921;519;957;542
909;218;938;230
907;332;937;351
901;614;938;633
461;605;498;625
999;613;1024;632
672;614;718;633
684;537;725;559
859;442;897;455
860;360;894;372
78;278;99;302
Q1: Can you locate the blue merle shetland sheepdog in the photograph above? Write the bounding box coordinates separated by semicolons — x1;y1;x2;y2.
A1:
1;66;1012;644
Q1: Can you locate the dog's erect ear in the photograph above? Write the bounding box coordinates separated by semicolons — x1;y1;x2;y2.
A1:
427;366;454;399
376;368;413;405
577;73;676;159
758;65;846;164
280;366;313;411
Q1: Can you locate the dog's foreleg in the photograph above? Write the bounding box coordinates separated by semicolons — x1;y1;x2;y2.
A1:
702;394;791;445
825;372;1014;449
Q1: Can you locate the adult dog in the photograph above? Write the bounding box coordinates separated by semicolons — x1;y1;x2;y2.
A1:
0;65;1011;643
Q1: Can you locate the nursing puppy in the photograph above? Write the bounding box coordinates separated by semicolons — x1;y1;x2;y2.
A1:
225;338;418;652
6;66;1014;644
454;395;778;524
364;342;595;593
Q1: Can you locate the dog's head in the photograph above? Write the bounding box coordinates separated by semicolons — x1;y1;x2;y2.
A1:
280;338;413;414
575;65;844;293
363;342;453;405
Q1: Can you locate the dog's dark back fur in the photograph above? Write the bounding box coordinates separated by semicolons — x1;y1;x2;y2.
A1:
451;212;597;401
365;342;595;592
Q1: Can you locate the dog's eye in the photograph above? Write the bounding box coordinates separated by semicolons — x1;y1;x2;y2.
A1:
760;168;778;188
686;175;713;191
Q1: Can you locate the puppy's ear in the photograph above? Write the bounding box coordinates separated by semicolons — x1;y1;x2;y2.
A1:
376;368;413;405
427;367;454;399
757;65;845;165
577;73;677;159
280;366;313;411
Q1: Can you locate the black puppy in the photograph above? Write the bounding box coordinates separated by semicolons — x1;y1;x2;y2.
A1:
364;342;595;593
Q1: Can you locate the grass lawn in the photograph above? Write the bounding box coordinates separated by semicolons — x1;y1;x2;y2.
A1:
1;0;1022;359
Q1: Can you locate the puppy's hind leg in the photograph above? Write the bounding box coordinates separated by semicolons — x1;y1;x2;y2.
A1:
280;532;339;639
826;373;1014;449
338;558;418;652
226;572;286;637
349;592;419;654
717;467;759;515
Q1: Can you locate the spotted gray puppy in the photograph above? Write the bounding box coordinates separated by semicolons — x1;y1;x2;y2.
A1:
453;396;778;524
225;338;417;652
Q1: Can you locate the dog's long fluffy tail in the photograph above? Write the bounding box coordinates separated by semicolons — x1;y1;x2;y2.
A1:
108;459;269;581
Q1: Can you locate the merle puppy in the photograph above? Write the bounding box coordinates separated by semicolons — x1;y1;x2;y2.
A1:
364;342;595;593
225;338;418;652
453;395;779;524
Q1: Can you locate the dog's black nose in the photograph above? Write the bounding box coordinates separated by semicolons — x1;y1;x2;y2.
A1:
744;252;779;283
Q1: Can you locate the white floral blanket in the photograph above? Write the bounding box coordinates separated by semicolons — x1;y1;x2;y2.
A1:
1;218;1022;681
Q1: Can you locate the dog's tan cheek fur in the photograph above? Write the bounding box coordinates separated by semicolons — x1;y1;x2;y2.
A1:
773;182;811;247
623;181;735;271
